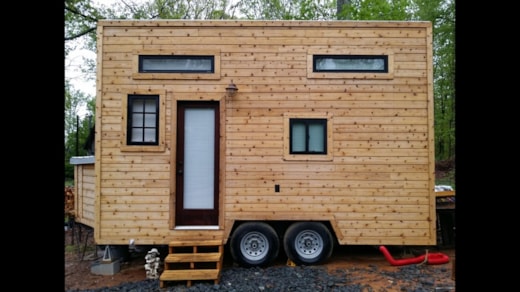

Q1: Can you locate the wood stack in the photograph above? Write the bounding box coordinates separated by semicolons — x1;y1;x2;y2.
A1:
64;186;75;217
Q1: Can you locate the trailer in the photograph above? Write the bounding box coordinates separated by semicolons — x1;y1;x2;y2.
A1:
70;19;435;285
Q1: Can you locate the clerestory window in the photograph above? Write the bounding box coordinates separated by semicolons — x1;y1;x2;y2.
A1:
313;55;388;73
139;55;214;73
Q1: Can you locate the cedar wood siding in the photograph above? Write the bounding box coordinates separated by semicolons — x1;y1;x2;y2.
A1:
73;163;96;227
94;20;435;246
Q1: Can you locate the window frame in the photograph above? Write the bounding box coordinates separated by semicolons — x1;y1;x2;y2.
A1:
283;112;333;161
121;90;166;152
289;118;328;155
138;55;215;73
313;55;388;73
127;94;159;146
132;50;221;80
307;49;393;80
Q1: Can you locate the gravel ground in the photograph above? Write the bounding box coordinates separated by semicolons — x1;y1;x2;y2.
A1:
65;263;455;292
65;225;455;292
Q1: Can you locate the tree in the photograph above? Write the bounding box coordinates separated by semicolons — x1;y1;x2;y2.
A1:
65;0;102;53
411;0;455;161
64;0;455;178
337;0;455;162
341;0;411;20
237;0;335;20
64;80;94;182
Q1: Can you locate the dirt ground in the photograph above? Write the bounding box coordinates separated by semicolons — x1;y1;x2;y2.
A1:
65;160;455;291
64;226;455;291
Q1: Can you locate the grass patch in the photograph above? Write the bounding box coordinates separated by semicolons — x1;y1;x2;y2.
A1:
64;243;96;253
64;245;77;252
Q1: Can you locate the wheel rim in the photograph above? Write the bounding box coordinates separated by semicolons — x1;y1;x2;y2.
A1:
240;231;270;261
294;229;323;259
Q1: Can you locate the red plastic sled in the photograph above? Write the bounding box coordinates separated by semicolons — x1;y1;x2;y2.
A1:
379;245;449;266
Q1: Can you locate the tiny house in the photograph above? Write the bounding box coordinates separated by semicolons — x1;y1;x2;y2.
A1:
72;19;435;283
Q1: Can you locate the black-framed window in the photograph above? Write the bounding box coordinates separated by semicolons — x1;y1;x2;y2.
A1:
313;55;388;73
290;118;327;154
127;95;159;145
138;55;214;73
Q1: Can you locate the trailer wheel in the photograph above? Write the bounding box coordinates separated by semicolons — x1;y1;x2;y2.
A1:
283;222;333;265
229;222;280;267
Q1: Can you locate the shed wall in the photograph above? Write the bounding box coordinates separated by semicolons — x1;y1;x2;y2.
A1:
73;163;96;228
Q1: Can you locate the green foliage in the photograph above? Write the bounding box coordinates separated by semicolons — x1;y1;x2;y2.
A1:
340;0;455;162
430;0;455;161
65;0;103;53
64;245;76;252
408;0;456;161
343;0;412;20
64;243;96;253
237;0;335;20
64;81;95;182
65;178;75;187
65;0;456;179
64;114;94;181
435;168;455;188
64;114;93;181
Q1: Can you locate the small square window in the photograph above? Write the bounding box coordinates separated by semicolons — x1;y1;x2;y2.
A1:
139;55;214;73
313;55;388;73
290;119;327;154
284;113;333;161
127;95;159;145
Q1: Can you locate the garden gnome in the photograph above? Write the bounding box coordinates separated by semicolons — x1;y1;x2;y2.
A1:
144;248;161;279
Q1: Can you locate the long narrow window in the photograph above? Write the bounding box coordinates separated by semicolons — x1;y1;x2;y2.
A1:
313;55;388;73
290;119;327;154
127;95;159;145
139;55;214;73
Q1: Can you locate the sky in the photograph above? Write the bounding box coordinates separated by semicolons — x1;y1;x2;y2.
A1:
65;0;242;103
66;0;148;99
66;1;108;99
66;47;97;97
65;0;148;116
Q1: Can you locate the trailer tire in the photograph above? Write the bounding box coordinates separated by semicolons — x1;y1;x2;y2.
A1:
229;222;280;267
283;222;333;265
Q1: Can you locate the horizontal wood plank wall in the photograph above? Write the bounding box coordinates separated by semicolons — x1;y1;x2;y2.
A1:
95;20;434;246
74;164;95;228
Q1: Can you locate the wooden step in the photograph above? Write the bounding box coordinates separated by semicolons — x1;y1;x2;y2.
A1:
164;252;222;263
160;269;220;281
168;239;223;247
159;239;224;288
